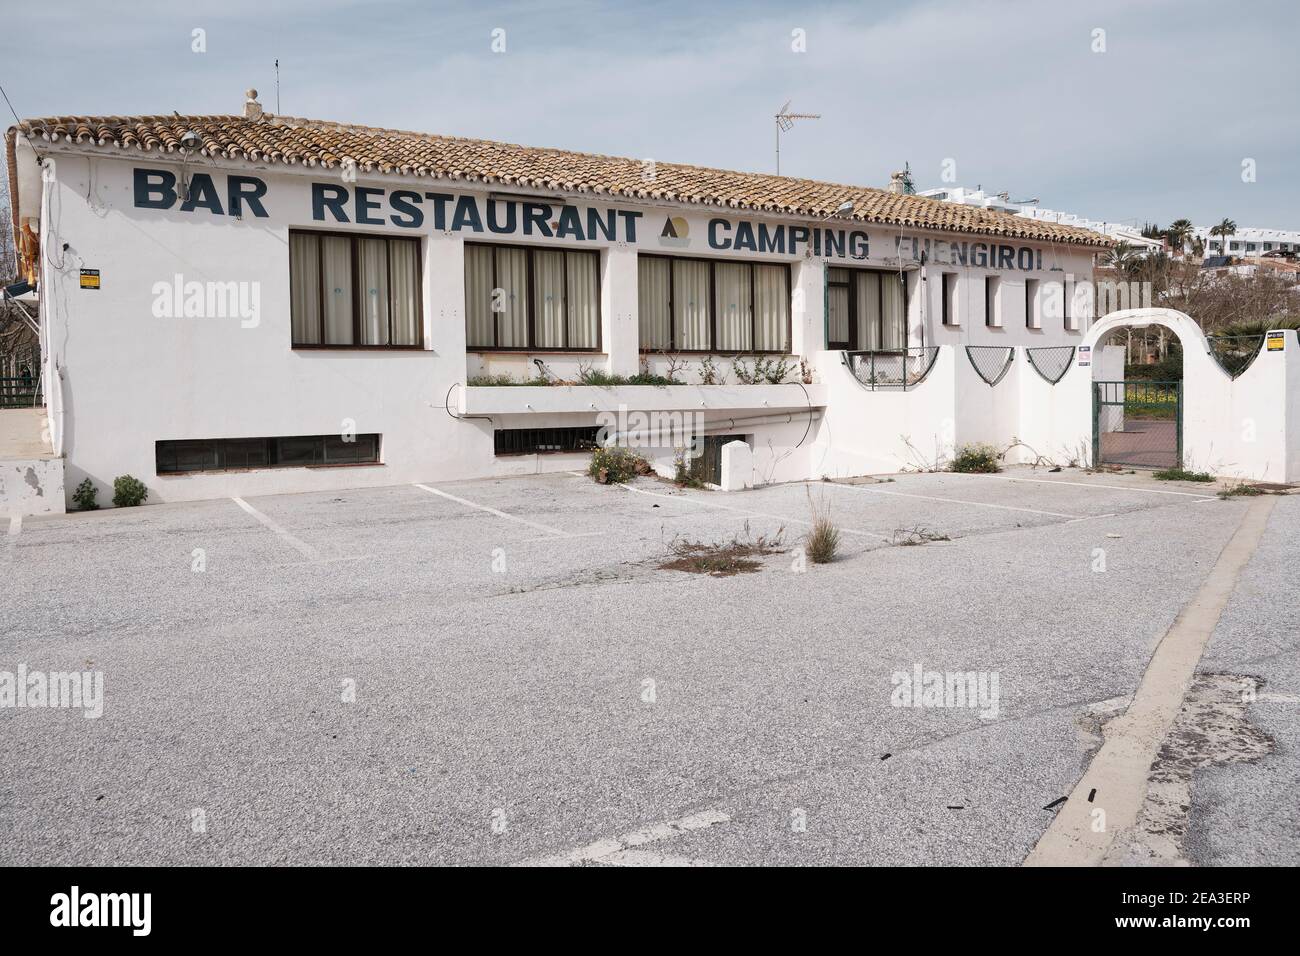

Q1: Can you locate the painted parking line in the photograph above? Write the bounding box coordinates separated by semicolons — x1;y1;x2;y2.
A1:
516;808;729;867
413;483;572;538
618;482;890;540
1026;495;1278;866
953;472;1218;499
231;496;322;561
823;481;1082;519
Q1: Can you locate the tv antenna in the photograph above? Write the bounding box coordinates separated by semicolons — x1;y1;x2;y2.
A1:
775;100;820;176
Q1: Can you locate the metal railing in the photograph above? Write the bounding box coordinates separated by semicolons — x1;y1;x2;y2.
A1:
843;348;940;391
0;377;40;408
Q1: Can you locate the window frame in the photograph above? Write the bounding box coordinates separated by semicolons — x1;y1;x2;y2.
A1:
941;272;957;327
637;253;793;355
465;241;603;353
984;275;1000;328
1025;278;1040;330
156;434;383;475
826;265;909;351
289;229;424;350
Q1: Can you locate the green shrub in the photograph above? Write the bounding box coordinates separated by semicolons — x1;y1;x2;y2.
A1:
112;475;148;507
72;478;99;511
950;443;1002;474
1153;467;1214;482
588;446;649;484
673;448;708;488
805;489;839;564
806;518;839;564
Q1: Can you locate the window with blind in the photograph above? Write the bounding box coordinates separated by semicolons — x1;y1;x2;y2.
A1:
465;243;601;350
826;267;908;350
638;255;790;353
290;232;422;348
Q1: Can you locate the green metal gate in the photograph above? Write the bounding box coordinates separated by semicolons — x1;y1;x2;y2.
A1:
1093;380;1182;470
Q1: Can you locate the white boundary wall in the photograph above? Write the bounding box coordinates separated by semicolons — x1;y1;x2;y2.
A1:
811;309;1300;482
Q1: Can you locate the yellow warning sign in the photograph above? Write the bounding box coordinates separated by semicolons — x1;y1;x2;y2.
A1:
1266;333;1286;352
79;269;100;290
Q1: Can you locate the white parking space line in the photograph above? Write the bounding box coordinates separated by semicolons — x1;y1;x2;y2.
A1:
618;482;890;540
516;808;729;867
413;483;572;538
7;515;20;536
953;472;1218;499
231;496;322;561
824;481;1082;519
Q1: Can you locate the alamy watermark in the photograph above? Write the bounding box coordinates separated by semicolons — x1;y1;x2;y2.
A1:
890;663;999;719
595;404;706;457
151;273;261;328
0;665;104;718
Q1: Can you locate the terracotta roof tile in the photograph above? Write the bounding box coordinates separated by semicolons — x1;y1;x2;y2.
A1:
12;113;1113;248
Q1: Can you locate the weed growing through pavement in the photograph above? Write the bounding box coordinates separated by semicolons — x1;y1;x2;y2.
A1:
805;488;839;564
891;526;952;546
658;522;785;577
1217;481;1264;499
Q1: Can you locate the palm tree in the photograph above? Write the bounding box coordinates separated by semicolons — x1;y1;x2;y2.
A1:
1103;241;1140;274
1165;219;1194;256
1210;218;1237;258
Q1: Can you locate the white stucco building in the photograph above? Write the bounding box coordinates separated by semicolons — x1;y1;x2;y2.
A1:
919;186;1164;254
5;92;1136;511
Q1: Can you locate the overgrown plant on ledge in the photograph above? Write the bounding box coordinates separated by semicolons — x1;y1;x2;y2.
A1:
732;356;796;384
699;355;725;385
465;373;549;387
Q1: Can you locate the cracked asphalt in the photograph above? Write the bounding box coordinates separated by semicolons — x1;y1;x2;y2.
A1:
0;466;1294;865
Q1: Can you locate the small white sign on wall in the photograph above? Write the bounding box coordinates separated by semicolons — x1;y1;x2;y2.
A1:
1077;345;1092;367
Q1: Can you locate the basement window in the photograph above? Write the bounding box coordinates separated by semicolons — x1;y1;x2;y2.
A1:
156;434;381;474
494;427;599;456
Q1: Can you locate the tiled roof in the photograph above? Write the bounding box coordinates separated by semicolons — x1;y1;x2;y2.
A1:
11;113;1113;248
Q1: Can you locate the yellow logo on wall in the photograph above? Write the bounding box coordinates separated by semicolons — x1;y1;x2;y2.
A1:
659;216;690;248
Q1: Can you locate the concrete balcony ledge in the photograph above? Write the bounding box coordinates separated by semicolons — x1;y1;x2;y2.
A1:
459;382;827;416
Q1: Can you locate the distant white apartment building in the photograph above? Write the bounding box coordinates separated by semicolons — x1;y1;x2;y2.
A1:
1194;225;1300;257
919;187;1163;253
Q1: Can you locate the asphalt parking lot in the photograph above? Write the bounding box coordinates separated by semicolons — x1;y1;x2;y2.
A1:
1;466;1295;866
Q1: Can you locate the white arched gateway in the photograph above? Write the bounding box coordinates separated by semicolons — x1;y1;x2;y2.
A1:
1068;309;1298;481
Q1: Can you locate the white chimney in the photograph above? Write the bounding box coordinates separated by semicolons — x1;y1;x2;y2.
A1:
887;171;907;195
243;88;263;120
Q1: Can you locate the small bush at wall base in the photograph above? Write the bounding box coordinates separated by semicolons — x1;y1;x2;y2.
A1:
112;475;149;507
72;478;99;511
673;449;708;488
950;443;1002;474
588;446;650;484
1152;467;1215;482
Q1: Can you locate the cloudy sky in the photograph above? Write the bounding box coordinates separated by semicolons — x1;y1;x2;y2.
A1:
3;0;1296;229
